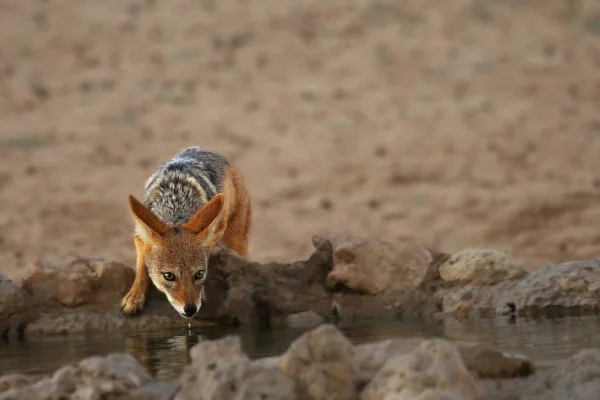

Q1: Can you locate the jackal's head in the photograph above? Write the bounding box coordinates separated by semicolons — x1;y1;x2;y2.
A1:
127;193;225;319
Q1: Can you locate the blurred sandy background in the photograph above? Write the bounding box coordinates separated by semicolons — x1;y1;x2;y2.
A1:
1;0;600;281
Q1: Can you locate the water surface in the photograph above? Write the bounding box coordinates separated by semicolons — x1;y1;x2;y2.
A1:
2;315;600;380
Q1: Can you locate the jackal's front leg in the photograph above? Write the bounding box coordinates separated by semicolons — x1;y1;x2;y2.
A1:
121;236;150;315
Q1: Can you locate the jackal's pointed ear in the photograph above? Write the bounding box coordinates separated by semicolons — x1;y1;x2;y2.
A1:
182;193;225;247
128;195;171;244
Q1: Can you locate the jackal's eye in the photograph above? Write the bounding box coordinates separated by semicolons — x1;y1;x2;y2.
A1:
194;270;205;280
163;272;176;281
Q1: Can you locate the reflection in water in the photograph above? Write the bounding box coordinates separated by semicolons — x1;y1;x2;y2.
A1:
2;316;600;380
123;326;224;381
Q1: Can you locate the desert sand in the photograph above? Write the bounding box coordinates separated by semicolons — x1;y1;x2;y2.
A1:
0;0;599;281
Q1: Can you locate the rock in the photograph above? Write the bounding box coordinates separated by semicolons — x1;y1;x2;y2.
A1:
77;353;151;386
361;339;482;400
0;353;151;400
517;349;600;400
325;235;437;295
477;376;540;400
455;342;535;379
24;303;216;335
442;260;600;318
279;323;357;400
353;337;534;387
21;254;134;309
439;249;525;285
175;335;296;400
19;237;600;334
250;356;281;372
285;311;325;328
126;380;180;400
203;235;334;325
440;284;500;318
332;288;442;321
0;273;35;337
331;291;402;320
354;338;425;385
499;260;600;315
236;361;298;400
0;374;44;393
480;349;600;399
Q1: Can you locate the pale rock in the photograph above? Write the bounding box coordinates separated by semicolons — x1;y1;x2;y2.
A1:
439;249;525;285
354;337;534;385
525;349;600;400
22;254;134;308
279;323;357;400
0;373;43;393
0;353;150;400
175;335;296;400
361;339;482;400
326;235;435;295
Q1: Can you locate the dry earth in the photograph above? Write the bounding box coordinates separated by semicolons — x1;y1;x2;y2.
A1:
1;0;600;281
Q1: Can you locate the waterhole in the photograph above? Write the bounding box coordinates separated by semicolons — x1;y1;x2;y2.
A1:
2;315;600;380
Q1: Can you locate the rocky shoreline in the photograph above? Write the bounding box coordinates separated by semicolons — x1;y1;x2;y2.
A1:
2;234;600;398
2;234;600;336
2;322;600;399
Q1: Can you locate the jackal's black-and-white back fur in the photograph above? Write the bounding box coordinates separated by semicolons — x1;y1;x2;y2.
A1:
141;147;229;228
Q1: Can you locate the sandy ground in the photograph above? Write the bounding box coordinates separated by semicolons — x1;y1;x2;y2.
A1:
0;0;600;282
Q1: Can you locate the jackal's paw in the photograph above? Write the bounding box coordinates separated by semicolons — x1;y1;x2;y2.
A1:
121;291;146;316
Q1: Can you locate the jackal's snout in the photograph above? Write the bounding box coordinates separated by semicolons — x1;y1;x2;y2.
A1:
182;303;197;318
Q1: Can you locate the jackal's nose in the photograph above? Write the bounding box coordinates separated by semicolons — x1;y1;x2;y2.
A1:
183;304;197;317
